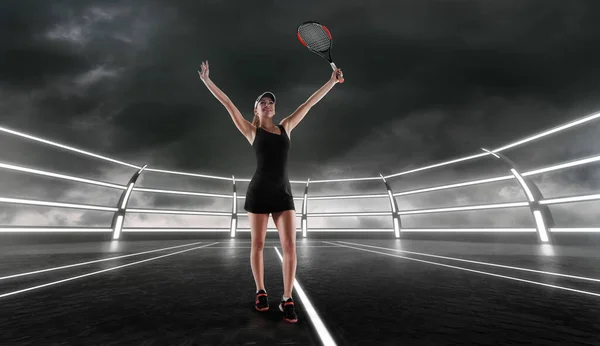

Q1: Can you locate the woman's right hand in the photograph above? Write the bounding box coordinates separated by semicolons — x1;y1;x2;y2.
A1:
198;60;210;81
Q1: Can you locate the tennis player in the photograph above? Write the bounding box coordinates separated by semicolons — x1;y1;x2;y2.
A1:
198;60;342;323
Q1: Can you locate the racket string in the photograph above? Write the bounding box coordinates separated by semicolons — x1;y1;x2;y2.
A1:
298;24;331;52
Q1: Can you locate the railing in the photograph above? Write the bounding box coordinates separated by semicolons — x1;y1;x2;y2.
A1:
1;110;600;243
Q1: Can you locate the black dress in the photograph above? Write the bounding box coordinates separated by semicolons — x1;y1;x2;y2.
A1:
244;124;296;214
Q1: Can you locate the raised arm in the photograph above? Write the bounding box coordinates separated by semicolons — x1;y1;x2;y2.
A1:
198;61;255;144
280;68;343;134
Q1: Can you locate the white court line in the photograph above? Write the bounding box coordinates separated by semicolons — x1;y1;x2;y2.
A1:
324;242;600;298
337;241;600;284
0;242;219;299
273;247;336;346
203;246;343;249
0;241;205;281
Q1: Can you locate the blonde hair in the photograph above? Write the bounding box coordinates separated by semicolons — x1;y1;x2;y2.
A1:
252;113;260;128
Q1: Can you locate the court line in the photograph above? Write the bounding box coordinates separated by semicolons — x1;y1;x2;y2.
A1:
202;246;343;249
324;242;600;298
0;242;219;299
336;241;600;283
0;241;205;281
273;247;337;346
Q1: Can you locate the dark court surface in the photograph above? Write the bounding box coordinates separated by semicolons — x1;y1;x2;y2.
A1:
0;237;599;345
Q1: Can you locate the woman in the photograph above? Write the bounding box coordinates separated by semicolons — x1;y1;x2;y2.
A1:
198;60;342;323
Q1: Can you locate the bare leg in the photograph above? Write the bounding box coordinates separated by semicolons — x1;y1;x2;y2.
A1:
249;212;269;291
273;210;297;297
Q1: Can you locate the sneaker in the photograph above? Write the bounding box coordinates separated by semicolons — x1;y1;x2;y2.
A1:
255;290;269;311
279;297;298;323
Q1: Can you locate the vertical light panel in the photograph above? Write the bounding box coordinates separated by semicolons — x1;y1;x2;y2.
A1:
481;148;553;243
231;175;237;238
302;179;310;238
112;215;124;240
381;174;401;239
533;210;549;242
112;165;147;241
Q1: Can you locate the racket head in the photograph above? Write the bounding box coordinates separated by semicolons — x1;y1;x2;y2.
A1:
297;21;334;62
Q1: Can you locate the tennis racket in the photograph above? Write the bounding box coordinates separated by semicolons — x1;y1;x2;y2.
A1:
297;21;344;83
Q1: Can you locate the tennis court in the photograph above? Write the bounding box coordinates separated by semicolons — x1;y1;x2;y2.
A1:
1;238;599;345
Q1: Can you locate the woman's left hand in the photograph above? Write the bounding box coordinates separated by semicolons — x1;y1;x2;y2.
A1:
330;68;344;84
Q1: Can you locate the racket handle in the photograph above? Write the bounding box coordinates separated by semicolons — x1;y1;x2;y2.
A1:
330;62;344;84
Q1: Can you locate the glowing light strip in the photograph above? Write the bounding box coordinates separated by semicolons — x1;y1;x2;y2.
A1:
384;153;488;179
388;191;397;212
40;148;594;203
510;169;535;202
112;215;123;240
550;228;600;233
328;242;600;298
400;228;535;232
0;241;204;281
393;218;400;238
398;202;529;215
0;197;117;212
309;193;388;200
303;194;308;214
234;196;304;200
237;214;302;218
307;229;393;232
232;192;237;213
493;111;600;152
3;111;599;187
0;243;219;299
125;208;230;216
230;219;237;238
380;112;600;181
481;148;500;159
274;247;336;346
0;162;126;190
236;228;302;232
523;154;600;176
276;202;529;218
0;227;111;232
123;228;229;232
541;193;600;205
0;227;596;233
236;178;304;184
533;210;549;242
0;126;140;169
308;177;382;184
207;246;343;248
337;241;600;283
393;175;514;197
143;168;231;181
309;212;391;217
387;152;599;199
132;187;232;199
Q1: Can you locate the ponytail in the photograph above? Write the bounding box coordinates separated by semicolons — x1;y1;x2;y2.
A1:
252;114;260;128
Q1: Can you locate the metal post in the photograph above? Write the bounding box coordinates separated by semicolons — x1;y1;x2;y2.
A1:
111;165;147;240
380;174;402;238
231;175;237;238
301;179;310;238
482;149;554;243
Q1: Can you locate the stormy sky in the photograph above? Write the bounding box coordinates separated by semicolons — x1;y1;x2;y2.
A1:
1;0;600;230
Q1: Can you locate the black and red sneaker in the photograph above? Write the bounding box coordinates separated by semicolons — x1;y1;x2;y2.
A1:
279;297;298;323
255;290;269;311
